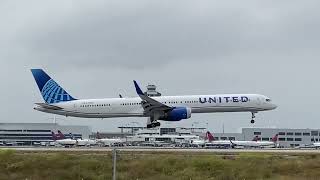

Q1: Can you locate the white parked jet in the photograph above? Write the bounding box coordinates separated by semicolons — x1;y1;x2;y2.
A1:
191;131;231;148
52;131;77;147
31;69;277;128
95;132;125;146
52;131;96;147
230;134;279;148
312;142;320;149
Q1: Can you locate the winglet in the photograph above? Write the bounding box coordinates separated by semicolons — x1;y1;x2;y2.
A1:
133;80;144;95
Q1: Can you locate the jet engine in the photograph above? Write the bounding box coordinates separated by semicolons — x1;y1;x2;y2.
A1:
160;107;192;121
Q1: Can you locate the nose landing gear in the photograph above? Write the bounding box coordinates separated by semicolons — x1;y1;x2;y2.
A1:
251;112;256;124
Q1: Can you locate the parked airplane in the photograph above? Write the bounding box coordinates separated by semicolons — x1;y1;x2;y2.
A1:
77;138;96;147
312;142;320;149
230;134;279;148
202;132;233;148
31;69;277;128
95;132;124;146
51;131;77;147
52;130;95;147
190;131;231;148
191;131;217;147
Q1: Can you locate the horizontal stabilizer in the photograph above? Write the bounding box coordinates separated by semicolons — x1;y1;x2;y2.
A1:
35;103;63;110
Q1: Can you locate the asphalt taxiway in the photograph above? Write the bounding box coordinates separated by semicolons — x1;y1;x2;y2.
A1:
1;147;320;154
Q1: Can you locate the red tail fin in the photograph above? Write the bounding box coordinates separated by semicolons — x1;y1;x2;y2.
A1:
206;131;214;142
252;136;259;141
51;131;57;141
271;134;278;143
57;130;65;139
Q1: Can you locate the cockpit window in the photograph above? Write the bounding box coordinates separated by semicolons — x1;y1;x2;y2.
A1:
266;99;271;102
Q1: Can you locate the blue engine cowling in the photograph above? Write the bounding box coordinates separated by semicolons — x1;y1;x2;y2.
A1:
161;107;192;121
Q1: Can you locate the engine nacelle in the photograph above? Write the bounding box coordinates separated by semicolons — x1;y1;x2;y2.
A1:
161;107;192;121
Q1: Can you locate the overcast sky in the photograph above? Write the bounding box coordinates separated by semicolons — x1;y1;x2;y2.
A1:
1;1;320;133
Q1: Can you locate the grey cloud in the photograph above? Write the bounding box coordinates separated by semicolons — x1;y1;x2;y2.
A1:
1;1;320;132
10;0;320;70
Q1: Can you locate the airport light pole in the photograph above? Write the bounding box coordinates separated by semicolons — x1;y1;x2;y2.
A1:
206;121;209;131
112;148;117;180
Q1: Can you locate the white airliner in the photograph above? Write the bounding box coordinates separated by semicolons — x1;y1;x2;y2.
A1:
190;131;231;148
77;138;96;147
52;131;77;147
230;134;279;148
31;69;277;128
202;132;278;148
52;131;96;147
312;142;320;149
95;132;125;146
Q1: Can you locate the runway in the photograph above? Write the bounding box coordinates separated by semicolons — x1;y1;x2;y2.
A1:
2;147;320;154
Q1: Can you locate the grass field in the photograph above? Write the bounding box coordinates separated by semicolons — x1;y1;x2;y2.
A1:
1;149;320;180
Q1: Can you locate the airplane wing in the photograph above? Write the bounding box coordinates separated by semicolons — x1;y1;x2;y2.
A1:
35;103;63;110
133;80;172;114
230;140;236;148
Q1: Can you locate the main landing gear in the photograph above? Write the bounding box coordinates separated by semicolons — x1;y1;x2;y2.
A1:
147;122;161;128
251;112;256;124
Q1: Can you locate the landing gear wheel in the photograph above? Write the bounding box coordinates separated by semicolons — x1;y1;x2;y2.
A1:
250;112;256;124
147;122;160;128
251;112;256;119
155;122;161;127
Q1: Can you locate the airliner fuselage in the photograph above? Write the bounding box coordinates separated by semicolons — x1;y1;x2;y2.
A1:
34;94;277;118
31;69;277;127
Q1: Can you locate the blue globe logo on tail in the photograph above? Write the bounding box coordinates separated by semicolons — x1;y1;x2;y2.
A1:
31;69;77;104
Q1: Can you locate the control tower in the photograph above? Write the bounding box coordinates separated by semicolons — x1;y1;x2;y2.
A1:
144;84;161;97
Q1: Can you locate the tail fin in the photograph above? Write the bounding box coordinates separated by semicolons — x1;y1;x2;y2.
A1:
271;134;278;143
51;131;57;141
206;131;214;142
57;130;66;139
31;69;77;104
96;132;102;139
252;136;259;141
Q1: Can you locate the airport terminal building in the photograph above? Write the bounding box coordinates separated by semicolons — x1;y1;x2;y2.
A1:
0;123;91;146
1;121;320;148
